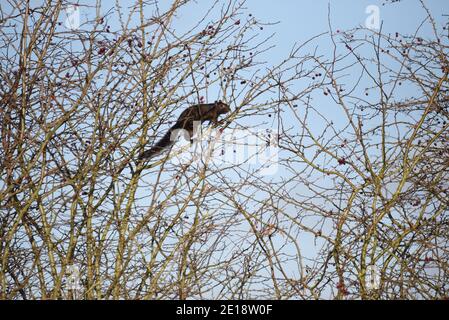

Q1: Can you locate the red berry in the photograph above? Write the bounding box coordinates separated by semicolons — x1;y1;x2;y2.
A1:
98;47;106;55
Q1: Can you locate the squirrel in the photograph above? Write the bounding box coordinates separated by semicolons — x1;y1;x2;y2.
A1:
138;100;231;160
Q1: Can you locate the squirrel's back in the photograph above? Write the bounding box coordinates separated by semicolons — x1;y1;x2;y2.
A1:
139;101;230;160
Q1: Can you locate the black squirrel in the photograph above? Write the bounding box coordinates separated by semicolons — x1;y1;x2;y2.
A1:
139;101;231;160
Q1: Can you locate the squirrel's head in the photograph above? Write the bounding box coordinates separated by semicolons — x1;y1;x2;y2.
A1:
215;100;231;114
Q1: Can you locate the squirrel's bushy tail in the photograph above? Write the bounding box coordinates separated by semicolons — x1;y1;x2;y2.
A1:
138;128;175;160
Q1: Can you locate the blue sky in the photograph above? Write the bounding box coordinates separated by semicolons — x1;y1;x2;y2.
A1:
166;0;447;65
1;0;447;298
247;0;445;45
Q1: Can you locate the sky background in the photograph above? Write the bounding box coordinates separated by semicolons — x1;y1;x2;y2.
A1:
170;0;447;64
1;0;447;297
168;0;449;292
